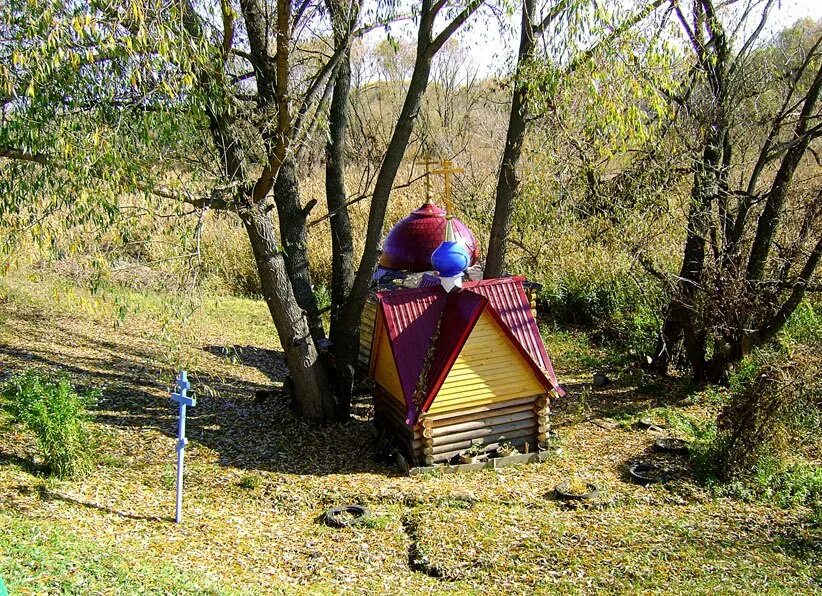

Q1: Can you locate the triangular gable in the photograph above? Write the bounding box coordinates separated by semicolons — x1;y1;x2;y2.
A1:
368;308;404;398
464;277;563;397
416;290;487;417
426;309;549;415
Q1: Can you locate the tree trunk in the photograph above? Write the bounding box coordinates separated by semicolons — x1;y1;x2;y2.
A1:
746;62;822;282
330;53;437;411
243;205;336;420
326;1;482;417
484;0;536;280
326;60;355;310
326;37;356;418
653;126;722;377
272;158;325;341
705;235;822;381
331;4;441;401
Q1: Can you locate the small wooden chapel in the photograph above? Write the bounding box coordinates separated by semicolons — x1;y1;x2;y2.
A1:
364;159;563;468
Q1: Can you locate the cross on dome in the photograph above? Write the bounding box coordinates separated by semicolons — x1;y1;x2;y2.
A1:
431;159;464;218
414;155;441;203
378;157;478;274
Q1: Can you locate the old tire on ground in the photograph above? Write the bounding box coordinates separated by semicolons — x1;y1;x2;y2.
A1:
653;437;689;454
322;505;369;528
628;462;667;485
554;481;599;501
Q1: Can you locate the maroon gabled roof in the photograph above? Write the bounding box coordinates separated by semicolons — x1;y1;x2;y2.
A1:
374;277;562;425
376;286;447;421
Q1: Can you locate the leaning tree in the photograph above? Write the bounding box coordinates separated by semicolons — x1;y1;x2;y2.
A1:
650;1;822;381
0;0;488;420
483;0;669;280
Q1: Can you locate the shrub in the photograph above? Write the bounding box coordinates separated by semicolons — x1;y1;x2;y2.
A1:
1;370;97;478
714;346;820;481
688;344;821;513
755;458;822;511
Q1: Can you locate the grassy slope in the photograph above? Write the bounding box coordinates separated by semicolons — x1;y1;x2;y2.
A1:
0;272;818;595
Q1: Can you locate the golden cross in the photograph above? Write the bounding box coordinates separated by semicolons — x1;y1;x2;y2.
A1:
414;155;441;203
431;159;464;217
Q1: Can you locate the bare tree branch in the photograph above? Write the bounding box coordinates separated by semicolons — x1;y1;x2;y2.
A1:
429;0;485;56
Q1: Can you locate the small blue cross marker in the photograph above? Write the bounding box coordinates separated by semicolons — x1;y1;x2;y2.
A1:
171;370;195;523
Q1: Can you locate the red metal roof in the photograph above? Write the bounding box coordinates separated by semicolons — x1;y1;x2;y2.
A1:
377;286;446;420
374;277;561;425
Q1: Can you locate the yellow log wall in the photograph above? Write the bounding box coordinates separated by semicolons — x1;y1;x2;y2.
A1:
428;310;545;415
371;318;405;404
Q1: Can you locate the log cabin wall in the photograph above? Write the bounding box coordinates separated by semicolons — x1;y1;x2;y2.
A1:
414;394;549;465
373;387;419;462
374;389;550;467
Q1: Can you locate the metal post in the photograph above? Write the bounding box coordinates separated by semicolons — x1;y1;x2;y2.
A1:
171;370;194;524
175;401;187;524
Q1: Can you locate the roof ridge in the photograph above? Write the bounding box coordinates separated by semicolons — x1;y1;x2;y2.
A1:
375;284;443;300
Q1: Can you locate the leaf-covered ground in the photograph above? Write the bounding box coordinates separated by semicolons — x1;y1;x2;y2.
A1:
0;272;818;594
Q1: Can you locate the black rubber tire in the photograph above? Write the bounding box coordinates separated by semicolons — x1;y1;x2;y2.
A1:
554;481;600;501
628;463;666;485
323;505;369;528
653;437;689;454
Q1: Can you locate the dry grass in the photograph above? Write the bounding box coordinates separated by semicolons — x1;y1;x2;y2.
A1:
0;273;818;594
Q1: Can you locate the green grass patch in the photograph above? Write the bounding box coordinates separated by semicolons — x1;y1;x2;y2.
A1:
542;328;616;371
0;512;227;594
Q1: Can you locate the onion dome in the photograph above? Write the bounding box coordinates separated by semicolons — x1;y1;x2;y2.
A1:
379;202;478;272
432;219;470;292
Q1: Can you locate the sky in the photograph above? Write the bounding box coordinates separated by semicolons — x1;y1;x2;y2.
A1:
456;0;822;77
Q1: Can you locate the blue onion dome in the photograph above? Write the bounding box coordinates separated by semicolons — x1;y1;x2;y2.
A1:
431;219;470;278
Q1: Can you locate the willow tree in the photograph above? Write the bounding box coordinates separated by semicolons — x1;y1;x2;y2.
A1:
651;2;822;381
0;0;486;420
484;0;666;279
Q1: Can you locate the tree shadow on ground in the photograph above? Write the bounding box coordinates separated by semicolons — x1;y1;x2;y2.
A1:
552;378;693;428
0;449;41;475
0;314;391;477
202;345;285;384
35;485;173;522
